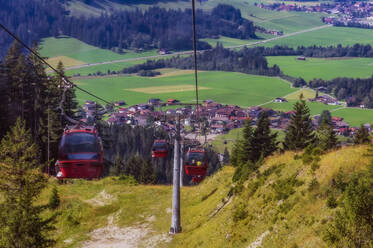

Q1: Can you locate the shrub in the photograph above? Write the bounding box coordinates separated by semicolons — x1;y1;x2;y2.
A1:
272;174;303;200
308;177;319;192
233;202;248;222
323;174;373;247
326;194;338;209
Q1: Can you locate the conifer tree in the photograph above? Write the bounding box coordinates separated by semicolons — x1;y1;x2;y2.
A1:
283;95;315;150
237;119;253;164
49;186;60;210
249;112;278;162
317;118;338;150
223;147;230;165
0;119;55;248
353;124;370;144
55;61;78;125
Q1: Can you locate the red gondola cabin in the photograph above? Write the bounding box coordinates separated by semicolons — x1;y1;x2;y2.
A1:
152;140;168;158
184;148;208;183
56;125;103;179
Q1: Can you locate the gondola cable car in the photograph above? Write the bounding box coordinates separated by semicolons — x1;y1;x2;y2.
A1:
184;147;208;183
152;139;168;158
56;124;104;179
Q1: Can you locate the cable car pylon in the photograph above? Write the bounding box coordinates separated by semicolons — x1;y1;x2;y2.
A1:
170;113;182;234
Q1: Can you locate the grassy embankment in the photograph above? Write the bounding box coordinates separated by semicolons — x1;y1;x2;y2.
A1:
42;145;372;247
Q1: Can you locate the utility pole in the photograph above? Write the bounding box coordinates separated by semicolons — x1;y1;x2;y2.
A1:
47;105;50;177
170;114;182;234
180;143;183;187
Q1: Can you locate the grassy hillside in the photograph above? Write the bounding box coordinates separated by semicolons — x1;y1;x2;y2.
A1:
262;99;341;116
40;36;157;65
74;71;297;106
267;56;373;81
45;145;372;247
261;26;373;48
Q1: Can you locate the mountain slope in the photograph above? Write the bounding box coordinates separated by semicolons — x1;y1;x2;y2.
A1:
44;145;372;247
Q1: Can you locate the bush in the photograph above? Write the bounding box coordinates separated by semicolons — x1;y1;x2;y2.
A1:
326;194;338;209
323;174;373;247
308;177;319;192
233;202;248;222
272;174;303;200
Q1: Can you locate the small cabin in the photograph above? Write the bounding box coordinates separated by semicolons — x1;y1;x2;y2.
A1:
115;100;126;107
274;97;288;103
297;56;306;61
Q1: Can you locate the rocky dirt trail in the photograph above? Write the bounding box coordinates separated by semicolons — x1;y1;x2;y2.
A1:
81;191;171;248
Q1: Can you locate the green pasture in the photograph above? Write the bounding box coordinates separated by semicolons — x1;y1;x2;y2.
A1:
257;12;325;34
74;71;296;106
262;99;341;116
267;56;373;81
66;60;146;76
211;127;285;153
40;36;157;64
261;26;373;48
331;107;373;127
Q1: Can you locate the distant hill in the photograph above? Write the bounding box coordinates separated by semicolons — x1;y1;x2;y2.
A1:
0;0;255;57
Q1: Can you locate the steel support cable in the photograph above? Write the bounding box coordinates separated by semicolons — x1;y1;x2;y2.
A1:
0;23;113;106
191;0;202;144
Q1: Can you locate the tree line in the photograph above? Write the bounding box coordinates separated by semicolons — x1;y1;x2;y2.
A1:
98;122;221;185
243;44;373;58
0;0;256;56
121;43;281;76
309;76;373;107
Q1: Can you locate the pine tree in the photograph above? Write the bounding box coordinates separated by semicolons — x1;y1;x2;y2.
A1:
55;61;78;126
283;97;315;150
49;186;60;210
0;119;55;248
318;110;332;126
317;118;338;150
353;124;370;144
249;112;278;162
223;147;230;165
237;119;253;164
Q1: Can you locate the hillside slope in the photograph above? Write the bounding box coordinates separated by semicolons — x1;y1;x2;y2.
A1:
45;145;372;247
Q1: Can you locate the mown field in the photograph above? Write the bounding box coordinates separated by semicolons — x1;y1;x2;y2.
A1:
260;26;373;48
267;56;373;81
74;71;297;107
39;36;157;68
332;107;373;127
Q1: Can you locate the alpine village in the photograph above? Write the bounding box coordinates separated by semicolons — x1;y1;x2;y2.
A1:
0;0;372;247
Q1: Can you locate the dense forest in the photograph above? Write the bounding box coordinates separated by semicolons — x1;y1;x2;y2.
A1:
0;42;76;166
243;44;373;58
99;123;221;184
0;0;256;56
121;44;281;76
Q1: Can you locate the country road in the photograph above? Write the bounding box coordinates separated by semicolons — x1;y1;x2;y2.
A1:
64;24;332;71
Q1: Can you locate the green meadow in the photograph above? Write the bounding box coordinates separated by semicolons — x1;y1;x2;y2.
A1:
261;26;373;48
65;60;146;76
267;56;373;81
74;71;296;106
40;36;157;64
332;107;373;127
262;99;341;116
